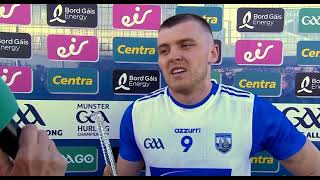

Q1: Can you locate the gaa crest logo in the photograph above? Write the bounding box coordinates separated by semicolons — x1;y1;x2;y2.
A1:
215;133;232;154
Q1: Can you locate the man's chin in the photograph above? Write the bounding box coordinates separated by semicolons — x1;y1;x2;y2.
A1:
168;82;191;94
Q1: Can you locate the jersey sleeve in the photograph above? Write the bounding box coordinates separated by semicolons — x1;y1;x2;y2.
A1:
250;95;307;160
119;102;144;161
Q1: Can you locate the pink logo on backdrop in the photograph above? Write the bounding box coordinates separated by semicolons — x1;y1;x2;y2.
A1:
235;40;283;65
113;4;161;30
47;35;98;62
0;66;32;93
0;4;31;25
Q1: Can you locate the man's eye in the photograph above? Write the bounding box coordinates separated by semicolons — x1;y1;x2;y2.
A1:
182;44;193;48
159;49;167;54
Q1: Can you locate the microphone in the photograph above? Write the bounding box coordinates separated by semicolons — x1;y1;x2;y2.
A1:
0;78;22;159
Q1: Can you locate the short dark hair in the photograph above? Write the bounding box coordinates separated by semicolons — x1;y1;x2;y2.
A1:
159;13;213;38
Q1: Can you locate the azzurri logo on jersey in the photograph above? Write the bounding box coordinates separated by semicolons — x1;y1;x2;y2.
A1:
215;133;232;154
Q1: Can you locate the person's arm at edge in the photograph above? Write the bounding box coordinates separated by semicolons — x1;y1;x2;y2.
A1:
115;155;144;176
104;155;144;176
252;95;320;176
280;139;320;176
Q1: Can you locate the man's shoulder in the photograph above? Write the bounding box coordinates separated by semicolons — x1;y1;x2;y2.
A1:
218;83;254;100
134;87;167;105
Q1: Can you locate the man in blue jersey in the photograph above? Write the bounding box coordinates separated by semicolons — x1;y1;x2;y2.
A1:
105;14;320;176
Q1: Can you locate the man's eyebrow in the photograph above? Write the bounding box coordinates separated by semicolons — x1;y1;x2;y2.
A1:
176;38;196;44
157;43;169;49
158;38;196;49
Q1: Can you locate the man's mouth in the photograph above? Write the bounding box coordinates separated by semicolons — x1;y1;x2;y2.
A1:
170;67;187;75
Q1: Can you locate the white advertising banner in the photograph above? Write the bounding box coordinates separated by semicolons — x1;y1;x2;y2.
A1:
14;100;132;139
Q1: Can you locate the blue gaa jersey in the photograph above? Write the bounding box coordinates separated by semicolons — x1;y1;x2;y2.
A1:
119;81;306;176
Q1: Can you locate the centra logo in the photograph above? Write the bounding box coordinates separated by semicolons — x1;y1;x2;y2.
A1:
47;68;98;94
202;15;218;24
117;45;156;55
52;75;93;85
251;156;274;164
234;72;281;97
239;79;276;89
250;151;279;173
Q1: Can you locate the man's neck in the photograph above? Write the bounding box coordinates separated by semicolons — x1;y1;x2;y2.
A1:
169;80;213;105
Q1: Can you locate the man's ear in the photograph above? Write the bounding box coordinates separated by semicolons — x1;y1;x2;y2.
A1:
208;43;219;65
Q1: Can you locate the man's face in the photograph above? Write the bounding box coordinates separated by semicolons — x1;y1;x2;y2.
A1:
157;20;217;93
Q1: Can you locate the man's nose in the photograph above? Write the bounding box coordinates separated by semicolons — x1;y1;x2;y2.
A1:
168;47;183;61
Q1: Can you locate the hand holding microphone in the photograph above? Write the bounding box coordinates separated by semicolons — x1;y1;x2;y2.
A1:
0;79;67;176
0;124;67;176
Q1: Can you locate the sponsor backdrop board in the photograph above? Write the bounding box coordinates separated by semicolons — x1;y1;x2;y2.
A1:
1;4;320;176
